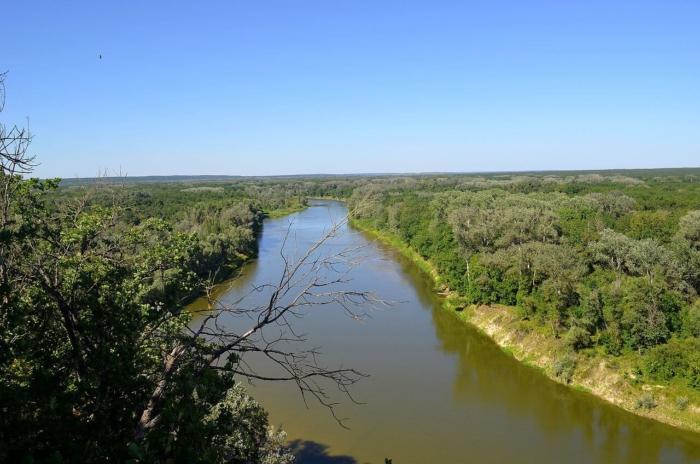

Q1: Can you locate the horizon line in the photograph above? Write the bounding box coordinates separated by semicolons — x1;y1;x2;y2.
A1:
54;165;700;182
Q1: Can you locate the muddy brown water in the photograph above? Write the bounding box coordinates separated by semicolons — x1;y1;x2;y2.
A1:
188;200;700;464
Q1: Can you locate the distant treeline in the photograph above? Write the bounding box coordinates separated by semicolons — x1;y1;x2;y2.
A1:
56;166;700;187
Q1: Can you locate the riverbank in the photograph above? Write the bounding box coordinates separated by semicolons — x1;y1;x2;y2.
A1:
349;218;700;435
263;203;308;219
185;203;309;310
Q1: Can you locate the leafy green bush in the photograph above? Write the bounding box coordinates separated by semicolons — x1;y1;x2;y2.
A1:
681;301;700;338
599;326;624;356
635;393;657;410
565;326;593;351
644;339;690;381
644;338;700;391
553;355;577;384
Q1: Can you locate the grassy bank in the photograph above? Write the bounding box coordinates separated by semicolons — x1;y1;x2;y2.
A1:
349;218;700;434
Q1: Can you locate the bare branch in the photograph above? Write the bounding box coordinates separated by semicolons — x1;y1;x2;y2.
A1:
134;212;390;437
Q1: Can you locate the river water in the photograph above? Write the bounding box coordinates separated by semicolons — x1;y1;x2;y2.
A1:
188;200;700;464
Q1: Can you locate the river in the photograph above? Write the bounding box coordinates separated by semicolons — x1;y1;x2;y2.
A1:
188;200;700;464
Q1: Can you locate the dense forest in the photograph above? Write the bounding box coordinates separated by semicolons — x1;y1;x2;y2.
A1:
346;172;700;409
4;162;700;461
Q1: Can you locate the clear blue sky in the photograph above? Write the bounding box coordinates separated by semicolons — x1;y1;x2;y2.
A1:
3;1;700;178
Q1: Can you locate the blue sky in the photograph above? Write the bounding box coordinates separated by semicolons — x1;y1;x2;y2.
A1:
3;1;700;178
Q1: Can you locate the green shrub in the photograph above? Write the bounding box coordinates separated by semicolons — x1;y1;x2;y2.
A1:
644;338;700;391
599;327;623;356
681;301;700;338
644;339;690;382
635;392;657;410
676;396;690;411
553;355;577;384
565;326;592;351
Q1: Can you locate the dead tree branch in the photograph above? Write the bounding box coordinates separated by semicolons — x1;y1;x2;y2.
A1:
135;213;388;439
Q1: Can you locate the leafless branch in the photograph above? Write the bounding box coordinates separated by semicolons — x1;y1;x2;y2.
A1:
135;212;390;438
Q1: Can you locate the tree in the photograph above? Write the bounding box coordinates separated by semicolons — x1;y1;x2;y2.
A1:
590;229;635;274
678;210;700;249
644;338;700;391
620;279;674;350
681;300;700;338
448;191;559;255
583;192;636;218
627;238;676;284
448;191;560;293
673;210;700;293
590;229;677;285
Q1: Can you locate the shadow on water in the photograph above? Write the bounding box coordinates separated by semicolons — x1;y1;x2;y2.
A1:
288;440;359;464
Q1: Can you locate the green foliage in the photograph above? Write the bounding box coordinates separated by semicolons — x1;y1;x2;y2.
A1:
467;257;519;305
553;355;577;383
635;393;657;410
676;396;690;411
565;326;592;351
556;201;601;248
621;210;677;242
678;210;700;248
644;338;700;391
680;300;700;337
599;325;624;356
620;279;673;349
